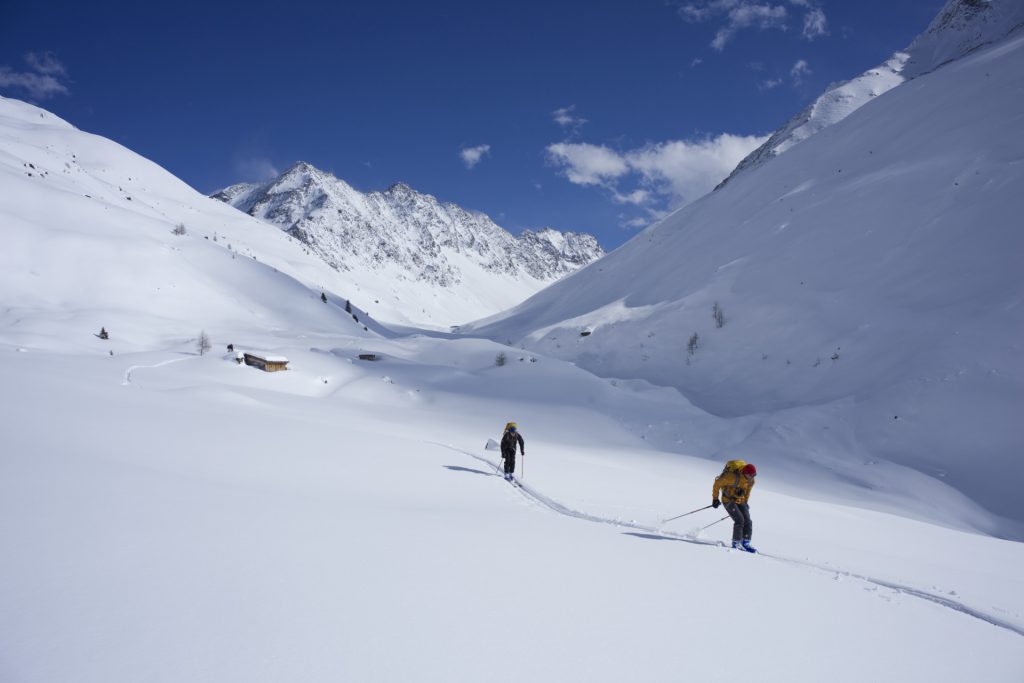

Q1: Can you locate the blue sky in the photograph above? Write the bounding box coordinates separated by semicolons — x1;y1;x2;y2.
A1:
1;0;943;249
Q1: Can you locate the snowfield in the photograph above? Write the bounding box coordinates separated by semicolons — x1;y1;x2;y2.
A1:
2;343;1023;682
2;1;1024;680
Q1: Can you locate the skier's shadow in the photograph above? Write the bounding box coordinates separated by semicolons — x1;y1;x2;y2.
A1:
444;465;494;477
624;532;720;551
623;532;687;543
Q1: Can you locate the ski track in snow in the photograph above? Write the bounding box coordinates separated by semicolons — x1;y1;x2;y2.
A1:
122;356;194;386
442;444;1024;639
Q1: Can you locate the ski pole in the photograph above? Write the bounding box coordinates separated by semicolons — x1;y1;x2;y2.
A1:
699;515;730;532
661;505;713;523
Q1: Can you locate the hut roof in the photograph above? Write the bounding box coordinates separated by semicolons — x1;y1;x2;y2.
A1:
244;353;289;363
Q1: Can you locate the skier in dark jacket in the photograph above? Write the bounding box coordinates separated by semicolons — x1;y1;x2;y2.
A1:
500;422;525;481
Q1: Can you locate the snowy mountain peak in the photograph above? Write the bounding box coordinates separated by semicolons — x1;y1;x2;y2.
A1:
269;160;354;197
384;180;415;194
212;163;604;328
284;159;318;174
906;0;1024;76
719;0;1024;187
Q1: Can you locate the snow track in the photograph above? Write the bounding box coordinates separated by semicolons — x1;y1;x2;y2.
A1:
121;356;193;386
445;444;1024;639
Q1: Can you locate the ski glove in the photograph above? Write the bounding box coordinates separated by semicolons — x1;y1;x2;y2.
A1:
712;499;721;509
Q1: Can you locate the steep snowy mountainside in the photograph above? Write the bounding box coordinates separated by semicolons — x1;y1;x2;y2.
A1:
720;0;1024;186
0;95;384;351
719;53;908;185
462;29;1024;535
906;0;1024;75
212;163;604;329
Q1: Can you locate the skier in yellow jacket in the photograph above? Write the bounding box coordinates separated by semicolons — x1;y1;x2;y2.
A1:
713;463;758;553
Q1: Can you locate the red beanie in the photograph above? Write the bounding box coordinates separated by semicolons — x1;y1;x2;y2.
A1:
741;463;757;476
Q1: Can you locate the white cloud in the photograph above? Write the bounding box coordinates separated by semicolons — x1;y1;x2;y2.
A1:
552;105;588;130
790;59;811;85
0;52;70;100
620;215;651;230
759;77;783;90
235;158;281;181
625;135;767;204
547;133;767;213
728;4;787;29
460;144;491;169
681;1;789;51
713;4;788;50
24;52;67;77
789;0;828;39
802;7;828;39
690;57;704;67
546;142;630;186
681;1;827;50
679;1;715;22
612;188;652;206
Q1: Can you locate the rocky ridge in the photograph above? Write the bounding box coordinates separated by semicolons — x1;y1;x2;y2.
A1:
213;163;604;290
718;0;1024;188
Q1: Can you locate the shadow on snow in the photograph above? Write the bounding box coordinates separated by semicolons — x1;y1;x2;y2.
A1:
444;465;494;477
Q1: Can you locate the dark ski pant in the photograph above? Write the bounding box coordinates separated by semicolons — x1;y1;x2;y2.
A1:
502;454;516;475
724;502;752;542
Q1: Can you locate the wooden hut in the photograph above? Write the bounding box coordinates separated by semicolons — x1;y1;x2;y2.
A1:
243;353;289;372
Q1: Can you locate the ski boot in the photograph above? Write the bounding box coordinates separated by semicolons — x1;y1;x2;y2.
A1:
741;540;758;553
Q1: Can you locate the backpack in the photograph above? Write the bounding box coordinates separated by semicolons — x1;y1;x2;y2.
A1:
722;459;746;474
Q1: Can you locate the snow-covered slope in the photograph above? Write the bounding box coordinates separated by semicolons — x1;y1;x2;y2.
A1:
213;163;604;329
0;95;389;351
3;335;1024;682
720;0;1024;186
463;18;1024;535
906;0;1024;75
3;40;1024;681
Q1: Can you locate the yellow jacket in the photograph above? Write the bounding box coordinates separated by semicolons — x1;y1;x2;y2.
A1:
713;471;755;505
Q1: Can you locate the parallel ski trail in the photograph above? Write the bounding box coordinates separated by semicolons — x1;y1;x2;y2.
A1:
442;444;1024;639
